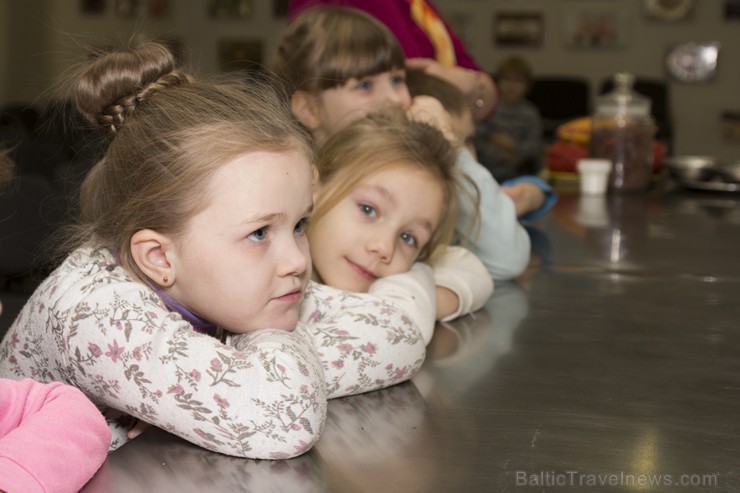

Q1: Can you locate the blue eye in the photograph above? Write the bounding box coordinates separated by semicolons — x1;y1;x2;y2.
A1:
356;79;372;91
295;217;310;234
391;74;406;87
248;228;267;241
360;203;377;217
400;232;417;248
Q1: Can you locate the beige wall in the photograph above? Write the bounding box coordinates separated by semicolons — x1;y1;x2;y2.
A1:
436;0;740;160
1;0;739;159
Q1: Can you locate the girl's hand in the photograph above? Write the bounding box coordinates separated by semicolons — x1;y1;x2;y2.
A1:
502;182;546;218
406;58;497;122
408;96;460;148
406;58;477;97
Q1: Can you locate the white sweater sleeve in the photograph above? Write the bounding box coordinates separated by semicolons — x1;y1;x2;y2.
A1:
368;263;436;344
432;245;494;322
297;263;435;399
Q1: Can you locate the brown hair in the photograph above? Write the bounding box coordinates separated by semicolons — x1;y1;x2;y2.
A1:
63;41;314;282
495;56;533;88
310;110;461;263
404;69;482;244
273;6;406;95
406;68;468;119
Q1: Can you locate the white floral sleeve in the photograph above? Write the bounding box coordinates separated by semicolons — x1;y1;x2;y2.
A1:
296;263;435;399
0;246;327;459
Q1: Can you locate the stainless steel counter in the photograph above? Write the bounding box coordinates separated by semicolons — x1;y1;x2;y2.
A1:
82;187;740;492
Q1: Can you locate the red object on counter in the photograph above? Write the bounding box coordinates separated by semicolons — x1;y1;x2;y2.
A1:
546;140;667;174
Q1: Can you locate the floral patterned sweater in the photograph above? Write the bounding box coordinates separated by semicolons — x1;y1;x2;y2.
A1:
0;245;434;459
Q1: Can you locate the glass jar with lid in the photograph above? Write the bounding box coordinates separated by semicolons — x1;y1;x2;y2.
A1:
590;72;655;191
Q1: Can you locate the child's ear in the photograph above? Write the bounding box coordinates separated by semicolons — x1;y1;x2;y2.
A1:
130;229;176;287
291;90;321;130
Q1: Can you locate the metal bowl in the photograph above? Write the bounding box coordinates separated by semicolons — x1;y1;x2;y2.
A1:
714;161;740;183
662;155;718;182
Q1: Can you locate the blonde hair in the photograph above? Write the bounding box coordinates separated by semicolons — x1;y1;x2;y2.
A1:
310;110;460;263
63;41;314;282
273;6;406;95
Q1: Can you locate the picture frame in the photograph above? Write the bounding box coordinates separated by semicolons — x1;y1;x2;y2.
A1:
208;0;254;19
494;12;544;47
562;7;630;49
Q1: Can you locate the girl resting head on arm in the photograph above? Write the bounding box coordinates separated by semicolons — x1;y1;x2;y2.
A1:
0;41;327;459
309;110;491;322
274;6;492;322
309;110;459;291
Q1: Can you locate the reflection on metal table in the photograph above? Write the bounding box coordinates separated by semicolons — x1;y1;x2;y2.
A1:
82;187;740;492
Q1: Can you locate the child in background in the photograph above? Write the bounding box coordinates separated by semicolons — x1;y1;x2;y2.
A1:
0;41;435;459
309;110;493;326
273;6;491;320
286;0;498;124
0;152;110;493
473;56;545;183
405;68;557;222
273;5;531;281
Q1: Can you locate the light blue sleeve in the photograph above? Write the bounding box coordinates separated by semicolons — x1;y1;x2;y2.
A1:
502;175;558;221
454;148;531;281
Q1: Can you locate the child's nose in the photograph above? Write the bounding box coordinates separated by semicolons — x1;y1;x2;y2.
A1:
367;233;394;263
281;238;309;276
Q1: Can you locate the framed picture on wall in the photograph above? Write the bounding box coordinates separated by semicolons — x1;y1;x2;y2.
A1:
562;7;629;48
494;12;543;47
218;38;263;72
208;0;254;19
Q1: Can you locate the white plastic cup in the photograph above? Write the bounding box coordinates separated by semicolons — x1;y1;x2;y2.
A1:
577;159;612;195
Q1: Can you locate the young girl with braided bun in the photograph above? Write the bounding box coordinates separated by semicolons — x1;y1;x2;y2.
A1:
0;41;436;459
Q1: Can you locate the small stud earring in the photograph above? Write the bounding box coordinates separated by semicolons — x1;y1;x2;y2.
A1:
162;276;169;284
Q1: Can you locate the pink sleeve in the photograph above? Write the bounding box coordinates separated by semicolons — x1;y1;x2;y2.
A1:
0;378;111;493
287;0;482;71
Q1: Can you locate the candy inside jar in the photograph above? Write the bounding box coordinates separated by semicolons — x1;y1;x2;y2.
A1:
590;72;656;192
